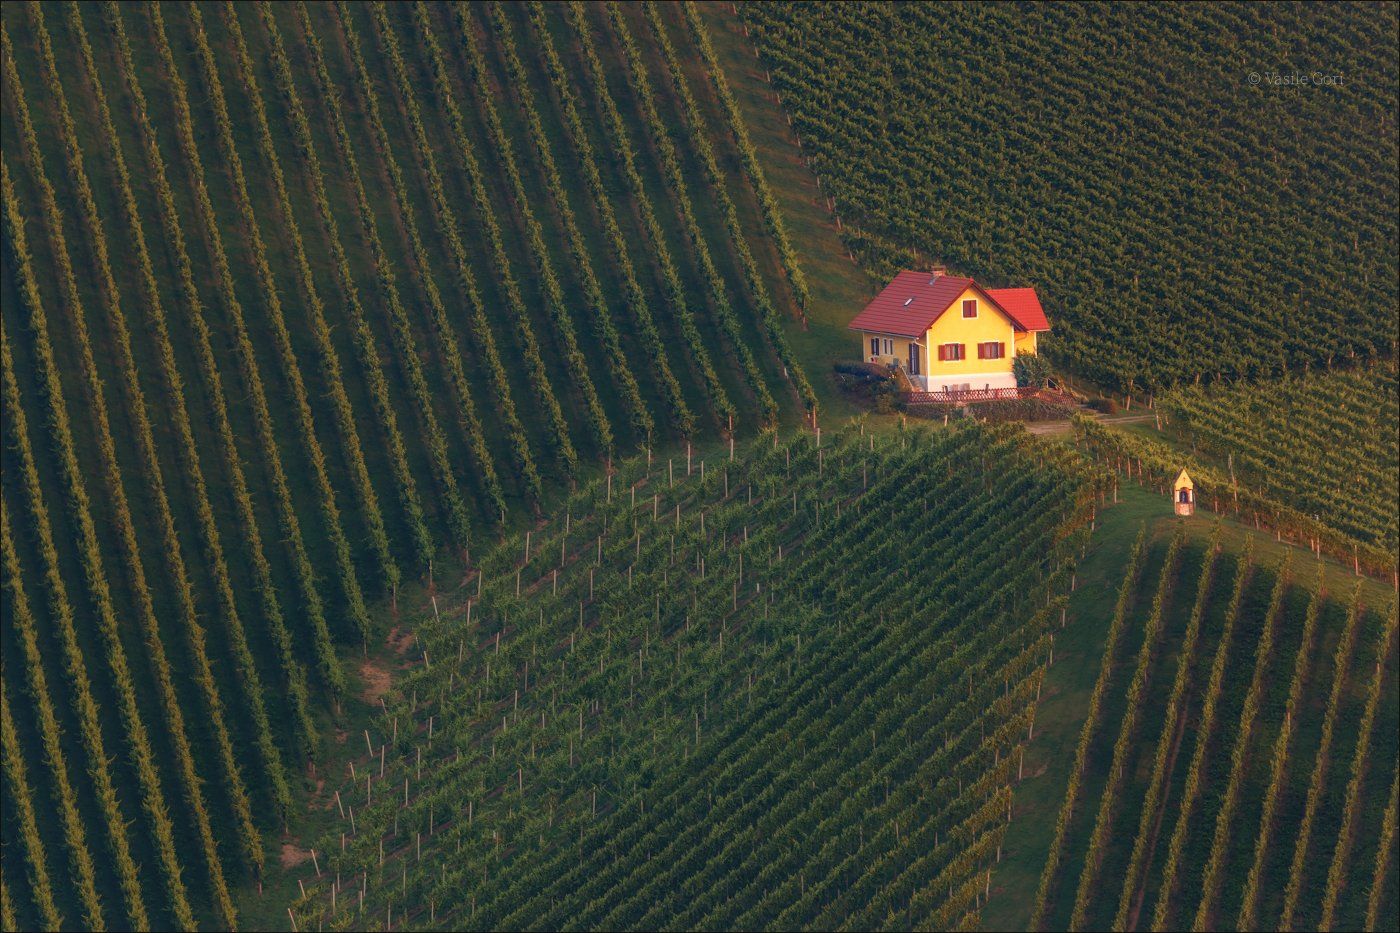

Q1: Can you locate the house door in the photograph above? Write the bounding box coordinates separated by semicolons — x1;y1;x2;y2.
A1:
908;344;920;376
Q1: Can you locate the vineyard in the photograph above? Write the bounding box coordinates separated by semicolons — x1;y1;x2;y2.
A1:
3;2;1399;931
1029;526;1399;931
273;422;1101;930
737;1;1400;392
1161;364;1399;554
0;0;814;926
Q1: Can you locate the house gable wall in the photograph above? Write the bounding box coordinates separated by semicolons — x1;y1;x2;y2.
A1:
925;287;1017;376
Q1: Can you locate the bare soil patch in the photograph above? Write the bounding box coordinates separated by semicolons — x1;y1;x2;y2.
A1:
359;658;391;705
279;842;312;870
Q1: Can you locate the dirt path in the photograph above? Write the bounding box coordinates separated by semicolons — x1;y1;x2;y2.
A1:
1027;412;1158;436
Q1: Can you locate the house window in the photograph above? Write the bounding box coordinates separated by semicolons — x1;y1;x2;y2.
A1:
962;299;977;318
882;338;894;355
977;342;1006;359
870;336;880;357
937;343;965;362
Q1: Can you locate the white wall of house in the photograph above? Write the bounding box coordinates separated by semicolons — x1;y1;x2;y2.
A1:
925;371;1018;392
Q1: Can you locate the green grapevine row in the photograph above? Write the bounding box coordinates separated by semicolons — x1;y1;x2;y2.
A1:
0;502;102;929
573;1;733;426
680;1;810;314
219;1;399;594
427;2;613;460
259;0;434;568
738;2;1397;392
100;1;292;835
1029;526;1148;929
327;1;477;550
485;1;653;445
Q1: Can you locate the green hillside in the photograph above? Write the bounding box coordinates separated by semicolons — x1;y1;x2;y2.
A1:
739;1;1399;392
2;2;1397;931
0;0;814;925
1028;528;1397;932
1161;363;1399;554
284;422;1100;930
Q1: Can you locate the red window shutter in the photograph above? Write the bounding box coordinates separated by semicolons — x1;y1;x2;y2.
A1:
999;342;1006;358
962;299;977;318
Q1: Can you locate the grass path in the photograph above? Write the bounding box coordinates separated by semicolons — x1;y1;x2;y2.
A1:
695;2;877;423
984;462;1395;929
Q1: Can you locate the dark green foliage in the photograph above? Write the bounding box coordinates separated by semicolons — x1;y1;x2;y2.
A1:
741;2;1399;392
1014;352;1054;389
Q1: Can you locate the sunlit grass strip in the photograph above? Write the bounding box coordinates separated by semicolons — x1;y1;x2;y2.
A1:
1028;526;1148;930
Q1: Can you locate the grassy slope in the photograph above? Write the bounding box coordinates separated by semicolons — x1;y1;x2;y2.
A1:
984;470;1396;930
699;12;1397;925
694;2;878;424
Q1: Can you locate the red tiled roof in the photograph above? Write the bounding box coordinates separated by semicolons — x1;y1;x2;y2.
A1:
846;271;975;338
848;271;1051;337
985;287;1050;332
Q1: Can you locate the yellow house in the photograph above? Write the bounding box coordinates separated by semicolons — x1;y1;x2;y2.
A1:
848;270;1050;393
